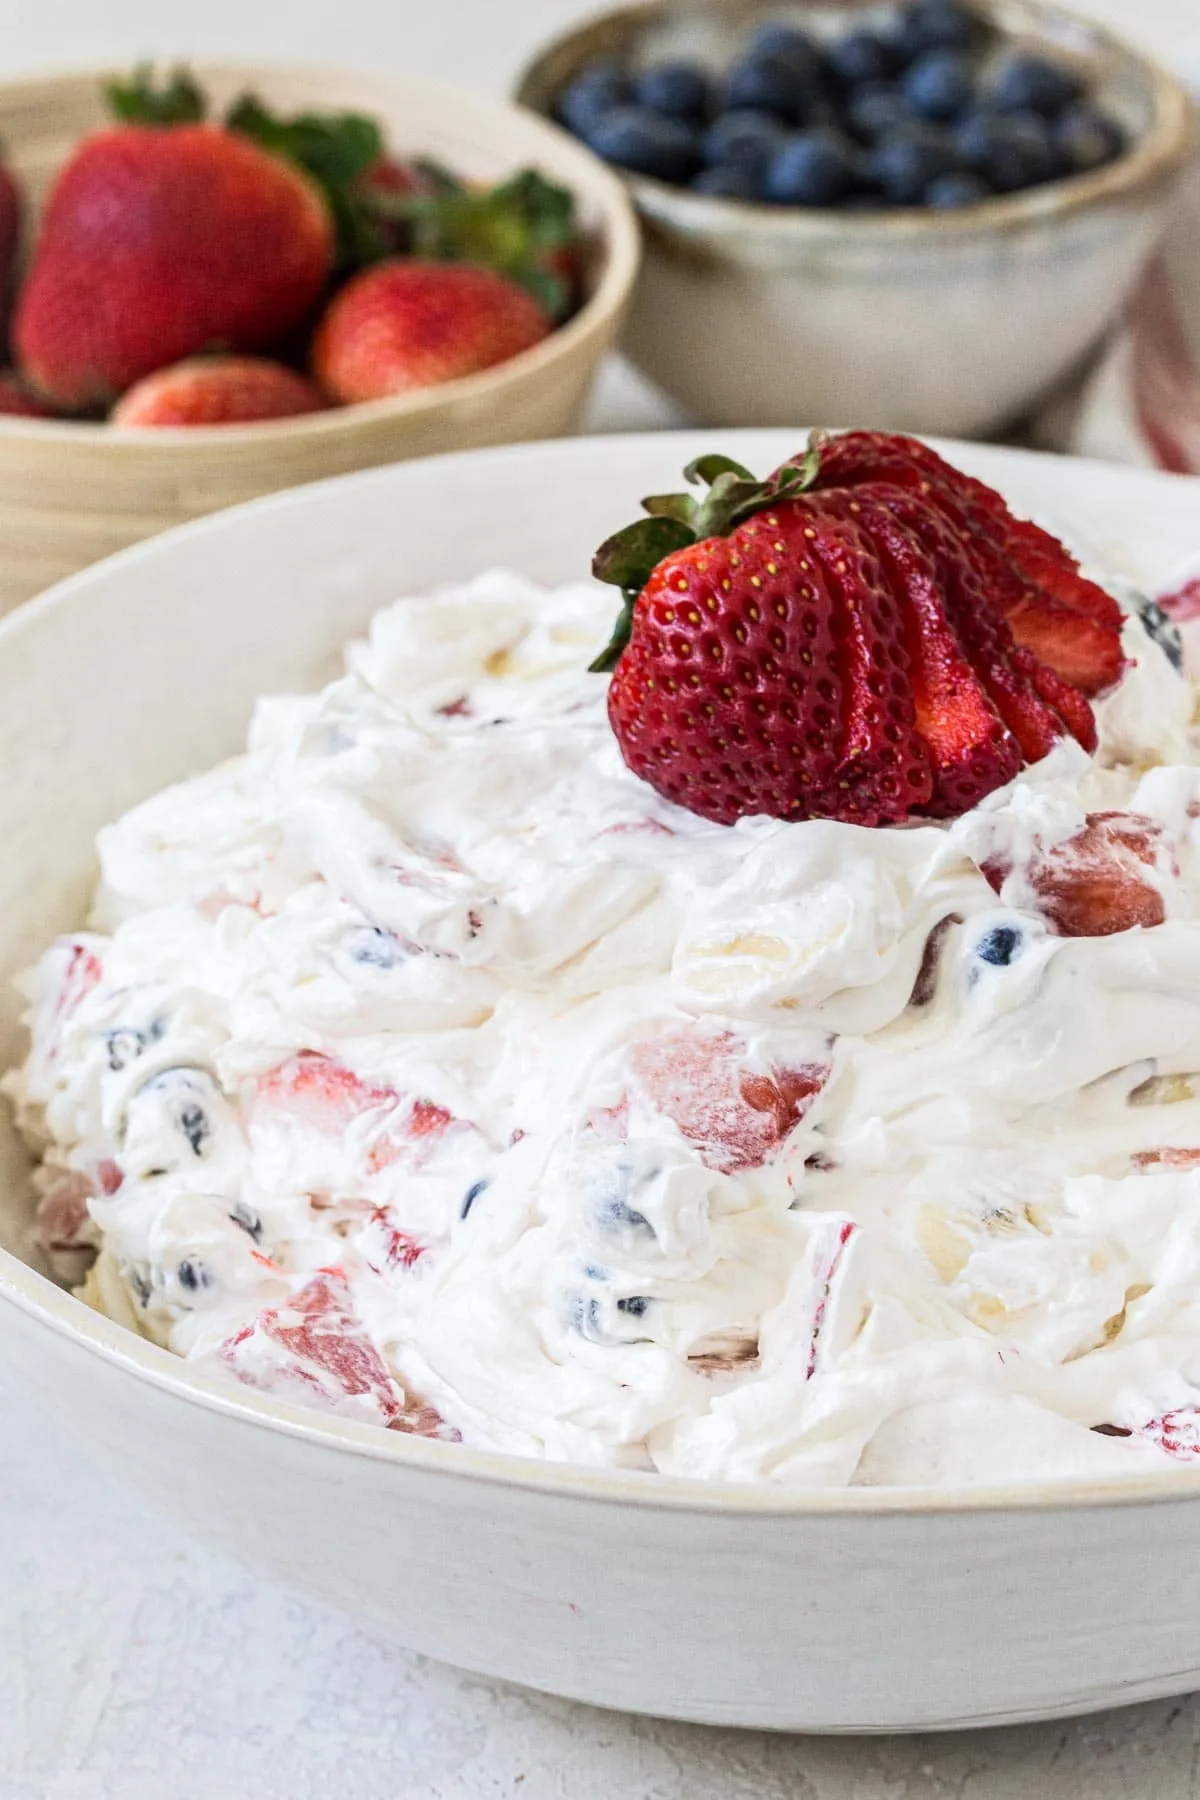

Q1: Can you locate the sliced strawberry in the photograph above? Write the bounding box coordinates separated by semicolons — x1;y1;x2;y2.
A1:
792;498;933;821
390;1403;461;1441
361;1207;430;1274
34;1171;98;1252
250;1052;460;1180
254;1052;398;1131
1021;654;1098;755
808;433;1125;695
981;811;1167;938
1001;594;1126;697
629;1025;828;1173
866;485;1075;766
1133;1147;1200;1171
220;1266;404;1425
814;488;1018;816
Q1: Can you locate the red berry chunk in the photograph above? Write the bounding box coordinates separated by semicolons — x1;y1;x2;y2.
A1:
220;1266;404;1425
629;1026;828;1172
982;811;1168;938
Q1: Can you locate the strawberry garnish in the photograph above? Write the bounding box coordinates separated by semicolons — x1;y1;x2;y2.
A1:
807;431;1126;696
593;433;1122;829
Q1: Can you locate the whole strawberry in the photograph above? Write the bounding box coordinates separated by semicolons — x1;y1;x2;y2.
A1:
112;355;328;427
0;372;51;418
0;157;20;318
592;435;1124;828
311;260;552;402
15;125;334;410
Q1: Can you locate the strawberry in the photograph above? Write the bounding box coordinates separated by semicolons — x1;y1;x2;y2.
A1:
14;124;334;410
808;432;1125;696
0;372;52;418
1133;1148;1200;1171
220;1266;406;1426
591;437;1113;828
112;355;328;427
311;260;552;402
628;1026;829;1173
0;156;21;324
980;811;1168;937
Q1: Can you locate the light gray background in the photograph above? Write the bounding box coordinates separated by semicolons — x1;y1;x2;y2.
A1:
4;2;1200;1794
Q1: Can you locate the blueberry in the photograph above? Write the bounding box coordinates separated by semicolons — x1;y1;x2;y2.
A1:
176;1257;212;1293
869;123;961;203
826;30;894;89
460;1177;490;1220
1137;595;1184;672
347;926;407;969
229;1200;263;1242
106;1026;147;1073
558;59;629;138
925;170;990;206
587;105;702;181
691;162;766;199
899;0;977;57
903;50;976;122
178;1102;209;1157
617;1294;651;1317
1054;102;1125;174
570;1292;605;1340
846;83;913;141
977;923;1023;967
765;128;861;205
746;22;825;85
635;59;711;122
702;108;787;167
955;110;1056;190
725;53;820;125
990;53;1085;116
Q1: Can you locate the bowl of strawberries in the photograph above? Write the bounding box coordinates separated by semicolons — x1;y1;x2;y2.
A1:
0;60;639;611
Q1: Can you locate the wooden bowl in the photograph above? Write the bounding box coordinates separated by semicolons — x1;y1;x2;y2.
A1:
0;62;641;612
517;0;1196;438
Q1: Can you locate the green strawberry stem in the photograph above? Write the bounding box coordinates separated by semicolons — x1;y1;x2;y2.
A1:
589;436;825;674
378;167;581;319
224;94;387;271
107;65;207;125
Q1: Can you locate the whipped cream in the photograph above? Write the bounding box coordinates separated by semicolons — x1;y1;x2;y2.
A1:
12;568;1200;1488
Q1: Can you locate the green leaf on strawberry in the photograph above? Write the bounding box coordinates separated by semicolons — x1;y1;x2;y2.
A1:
107;65;208;125
589;439;827;670
389;167;582;320
225;94;387;270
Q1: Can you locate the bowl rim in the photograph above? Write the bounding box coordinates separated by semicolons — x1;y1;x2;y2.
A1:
514;0;1198;242
6;426;1200;1520
0;57;642;446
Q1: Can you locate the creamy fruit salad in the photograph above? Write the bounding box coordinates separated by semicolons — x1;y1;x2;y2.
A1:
12;433;1200;1488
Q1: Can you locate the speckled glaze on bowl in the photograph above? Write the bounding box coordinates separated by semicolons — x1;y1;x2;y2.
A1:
517;0;1197;436
4;431;1200;1733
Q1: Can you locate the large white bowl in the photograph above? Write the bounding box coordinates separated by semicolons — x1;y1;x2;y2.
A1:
4;432;1200;1735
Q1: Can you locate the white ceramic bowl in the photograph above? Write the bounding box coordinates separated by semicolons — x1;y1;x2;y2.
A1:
4;432;1200;1734
516;0;1197;437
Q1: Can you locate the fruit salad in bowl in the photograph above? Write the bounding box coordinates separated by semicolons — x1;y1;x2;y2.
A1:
11;427;1200;1491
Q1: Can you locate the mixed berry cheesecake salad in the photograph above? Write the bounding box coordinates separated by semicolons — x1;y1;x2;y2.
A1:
13;431;1200;1487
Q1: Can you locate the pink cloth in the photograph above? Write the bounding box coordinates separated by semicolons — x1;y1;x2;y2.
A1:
1073;53;1200;472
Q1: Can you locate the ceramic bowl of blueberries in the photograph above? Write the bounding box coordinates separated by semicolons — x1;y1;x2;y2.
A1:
518;0;1196;435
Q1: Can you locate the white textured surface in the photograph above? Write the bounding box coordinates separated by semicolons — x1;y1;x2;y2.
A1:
5;0;1200;1791
7;1361;1200;1798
